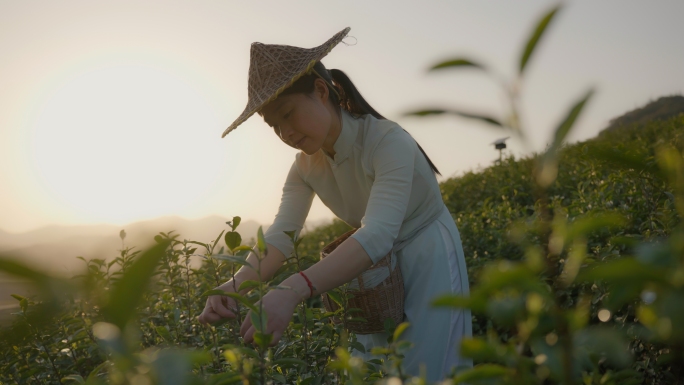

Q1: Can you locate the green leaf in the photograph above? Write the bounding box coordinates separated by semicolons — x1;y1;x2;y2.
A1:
273;357;307;367
86;361;109;381
384;317;396;335
393;322;410;342
548;88;594;155
251;310;268;333
155;326;173;343
0;257;55;284
429;58;486;72
10;294;26;302
61;374;85;384
574;326;632;368
283;230;297;242
432;294;474;309
212;230;225;250
257;226;267;254
231;216;241;230
519;5;561;74
404;108;503;127
325;291;344;307
19;298;28;312
538;88;594;187
577;258;668;286
225;231;242;250
459;338;500;362
254;332;273;349
238;280;260;292
453;363;511;383
565;212;627;242
213;255;252;269
102;240;170;330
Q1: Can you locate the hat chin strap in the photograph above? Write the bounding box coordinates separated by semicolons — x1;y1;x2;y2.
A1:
311;68;341;100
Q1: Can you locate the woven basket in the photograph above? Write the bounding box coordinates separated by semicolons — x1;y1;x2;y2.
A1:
320;229;404;334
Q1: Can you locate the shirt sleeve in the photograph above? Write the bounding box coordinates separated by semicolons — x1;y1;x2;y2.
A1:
350;128;415;264
264;159;315;257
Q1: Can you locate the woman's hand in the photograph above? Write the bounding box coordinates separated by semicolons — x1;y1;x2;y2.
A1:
198;281;240;325
240;287;302;346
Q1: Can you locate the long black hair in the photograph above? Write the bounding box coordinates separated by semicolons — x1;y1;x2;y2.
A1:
279;61;441;176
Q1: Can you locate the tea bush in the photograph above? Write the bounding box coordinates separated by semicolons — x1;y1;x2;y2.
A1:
2;4;683;384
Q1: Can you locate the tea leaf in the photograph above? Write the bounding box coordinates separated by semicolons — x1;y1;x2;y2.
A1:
549;88;594;156
238;280;260;292
61;374;85;384
429;58;486;72
453;363;511;383
10;294;26;302
155;326;173;343
519;5;561;74
393;322;410;342
274;357;307;367
102;240;170;330
232;216;241;230
565;212;626;242
404;108;503;127
225;231;242;250
257;226;267;254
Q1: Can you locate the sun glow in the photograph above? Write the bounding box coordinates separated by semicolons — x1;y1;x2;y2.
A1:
27;63;226;225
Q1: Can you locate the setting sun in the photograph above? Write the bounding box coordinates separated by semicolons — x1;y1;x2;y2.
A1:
26;63;225;225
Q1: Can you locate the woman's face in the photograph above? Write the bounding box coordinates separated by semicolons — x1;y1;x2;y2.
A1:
261;79;338;156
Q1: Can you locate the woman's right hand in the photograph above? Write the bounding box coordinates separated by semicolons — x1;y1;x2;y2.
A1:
198;281;240;325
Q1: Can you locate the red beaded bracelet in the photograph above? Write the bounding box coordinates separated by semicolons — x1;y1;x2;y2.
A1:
299;271;315;298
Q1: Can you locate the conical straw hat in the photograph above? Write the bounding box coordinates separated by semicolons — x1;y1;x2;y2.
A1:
221;27;351;138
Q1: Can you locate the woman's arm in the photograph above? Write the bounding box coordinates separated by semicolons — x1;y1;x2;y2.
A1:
197;243;287;325
240;236;372;343
281;236;372;301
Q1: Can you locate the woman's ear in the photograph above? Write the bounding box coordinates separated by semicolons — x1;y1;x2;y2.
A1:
313;78;329;104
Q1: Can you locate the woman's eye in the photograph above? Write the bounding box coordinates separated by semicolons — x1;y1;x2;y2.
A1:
283;110;292;119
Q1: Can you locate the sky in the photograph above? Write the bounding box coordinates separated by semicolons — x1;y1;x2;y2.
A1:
0;0;682;233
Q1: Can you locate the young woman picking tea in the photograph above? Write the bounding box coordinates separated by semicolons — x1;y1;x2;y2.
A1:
197;27;472;381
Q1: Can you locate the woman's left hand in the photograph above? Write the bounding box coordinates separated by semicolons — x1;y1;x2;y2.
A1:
240;286;302;346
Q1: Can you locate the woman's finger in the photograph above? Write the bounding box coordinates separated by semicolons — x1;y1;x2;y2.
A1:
198;310;223;325
209;296;236;319
270;330;283;347
240;310;253;337
243;325;256;344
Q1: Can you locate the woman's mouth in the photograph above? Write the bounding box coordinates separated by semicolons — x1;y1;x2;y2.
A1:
295;137;306;149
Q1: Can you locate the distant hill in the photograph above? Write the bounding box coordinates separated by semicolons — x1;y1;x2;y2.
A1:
0;216;264;274
600;94;684;135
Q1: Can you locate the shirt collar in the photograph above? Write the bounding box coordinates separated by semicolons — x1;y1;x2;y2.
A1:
326;109;356;165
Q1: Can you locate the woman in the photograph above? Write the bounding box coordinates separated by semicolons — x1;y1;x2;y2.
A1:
198;27;472;381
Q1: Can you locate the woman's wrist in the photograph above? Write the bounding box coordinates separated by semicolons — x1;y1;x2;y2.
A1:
281;272;313;303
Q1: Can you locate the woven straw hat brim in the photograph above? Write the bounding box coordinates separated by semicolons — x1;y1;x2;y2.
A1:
221;27;351;138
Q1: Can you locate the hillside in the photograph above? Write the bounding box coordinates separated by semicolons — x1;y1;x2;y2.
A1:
600;94;684;135
0;216;263;274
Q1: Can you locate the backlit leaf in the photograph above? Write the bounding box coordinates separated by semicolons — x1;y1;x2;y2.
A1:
225;231;242;250
404;108;503;127
103;240;170;330
519;5;561;74
429;58;486;72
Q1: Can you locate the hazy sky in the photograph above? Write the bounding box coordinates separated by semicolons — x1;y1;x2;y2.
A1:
1;0;682;233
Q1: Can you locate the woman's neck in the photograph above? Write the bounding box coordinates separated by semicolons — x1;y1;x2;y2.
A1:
322;107;343;158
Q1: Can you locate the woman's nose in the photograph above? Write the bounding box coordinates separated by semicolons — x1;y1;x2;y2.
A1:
278;123;295;142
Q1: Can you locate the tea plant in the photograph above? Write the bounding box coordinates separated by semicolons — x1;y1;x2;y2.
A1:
406;3;682;384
